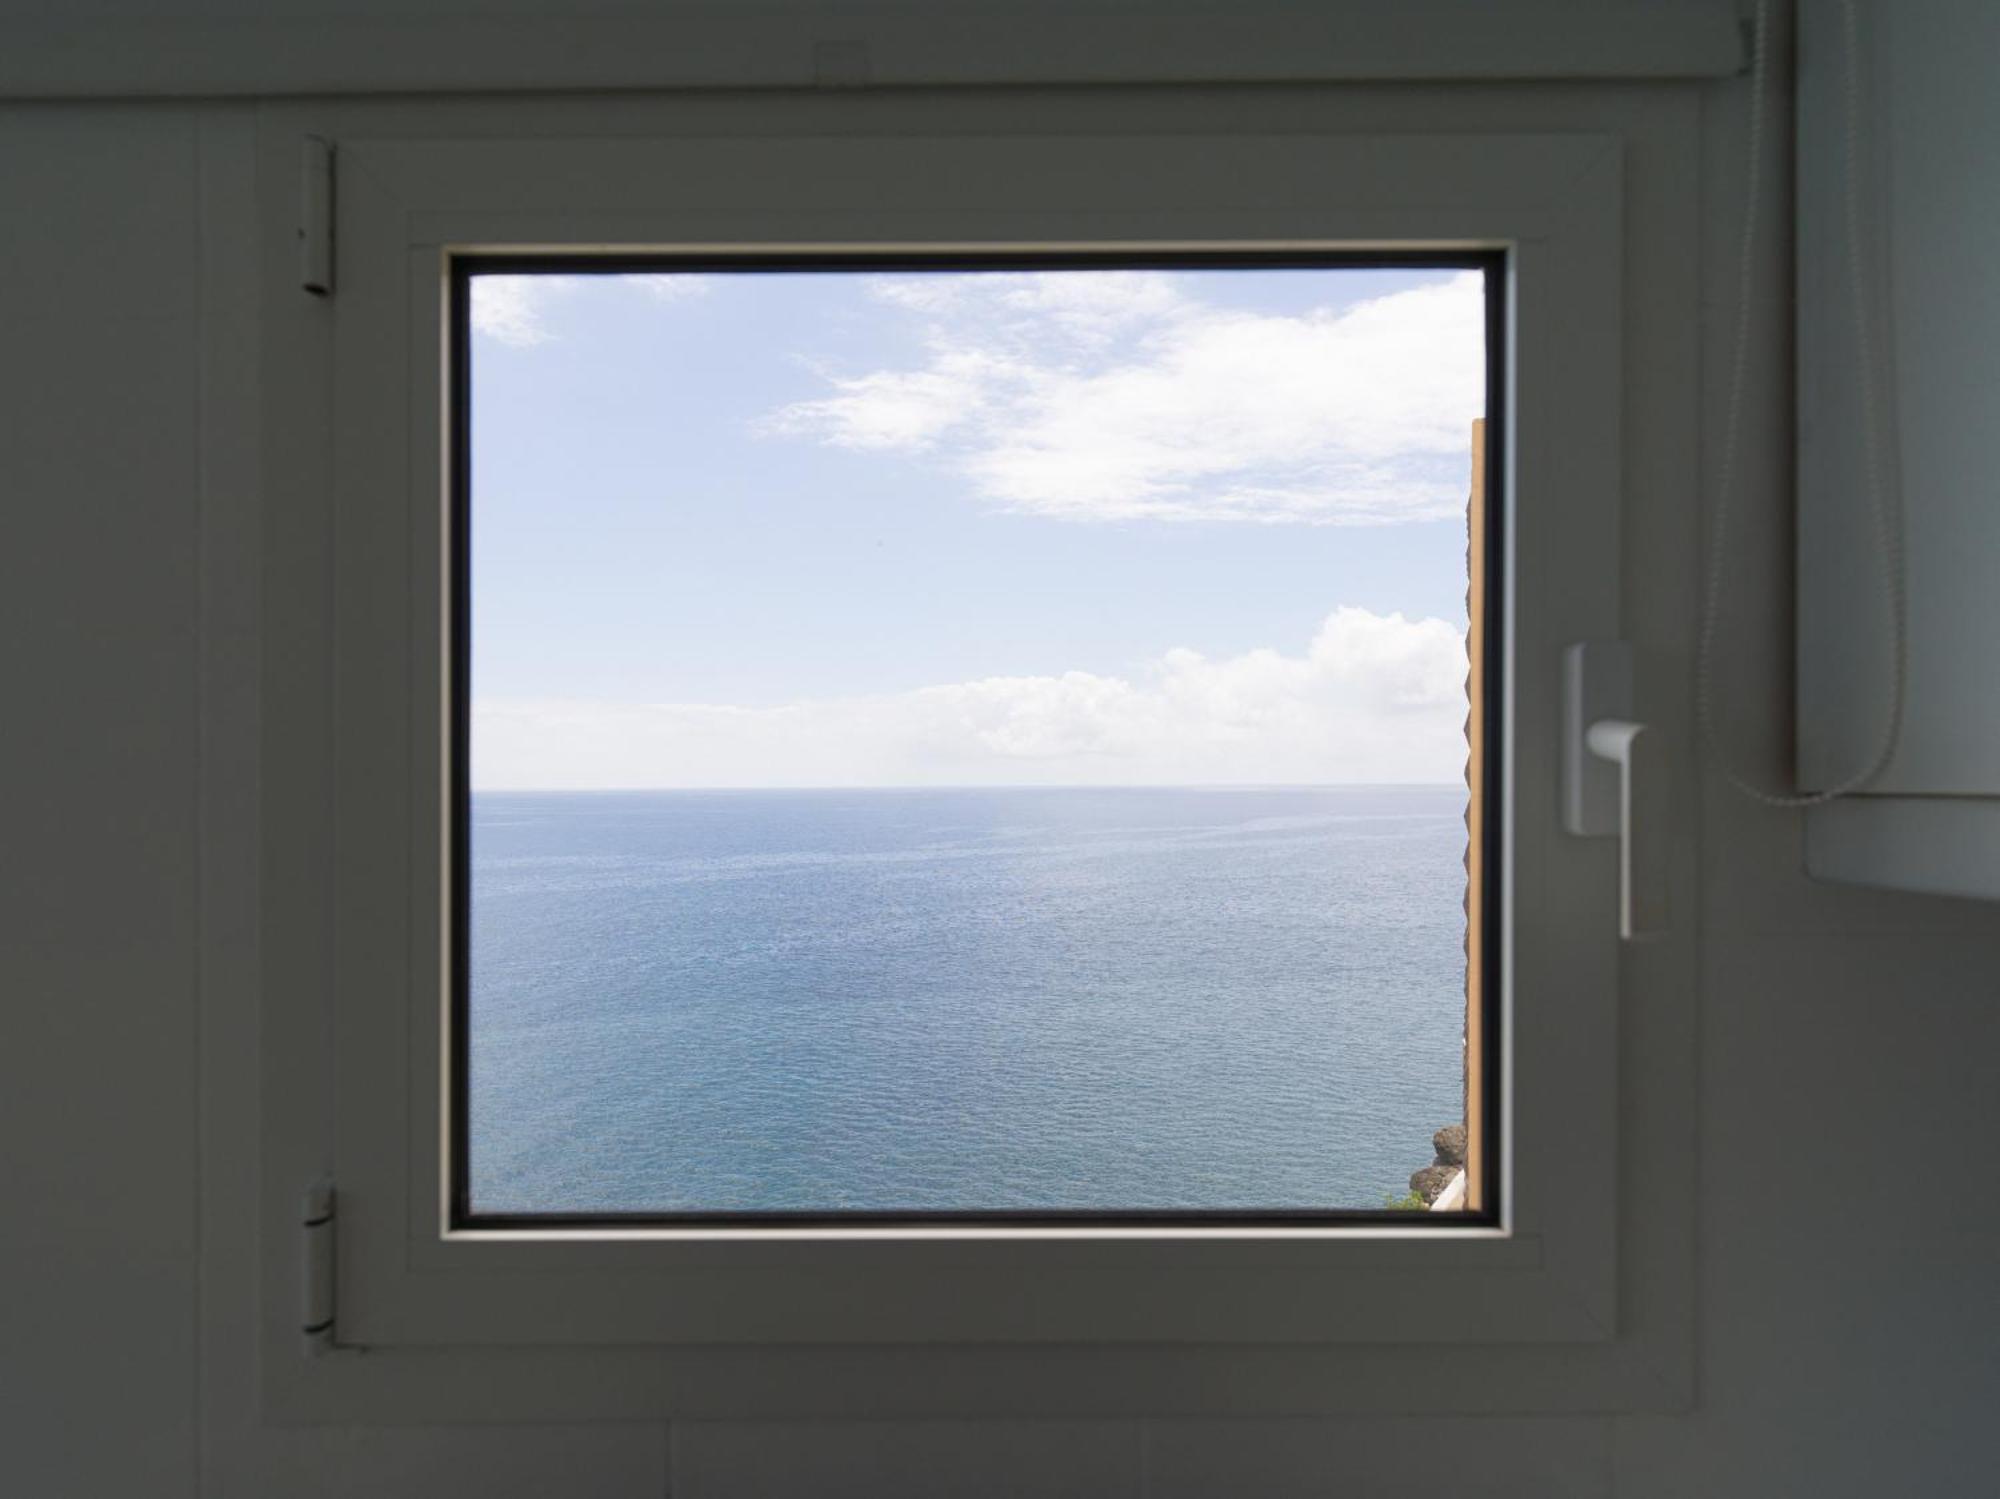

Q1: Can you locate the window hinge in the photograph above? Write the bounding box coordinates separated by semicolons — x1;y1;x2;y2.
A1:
301;1178;337;1355
299;136;334;298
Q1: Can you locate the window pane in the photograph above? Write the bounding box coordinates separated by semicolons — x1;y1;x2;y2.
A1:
460;261;1492;1220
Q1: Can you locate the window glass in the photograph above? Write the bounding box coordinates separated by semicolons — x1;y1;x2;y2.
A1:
459;260;1494;1222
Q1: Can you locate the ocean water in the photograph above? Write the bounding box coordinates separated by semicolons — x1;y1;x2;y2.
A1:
468;785;1469;1215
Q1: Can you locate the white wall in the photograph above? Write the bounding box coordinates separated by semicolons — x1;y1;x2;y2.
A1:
2;5;1996;1494
1;104;204;1498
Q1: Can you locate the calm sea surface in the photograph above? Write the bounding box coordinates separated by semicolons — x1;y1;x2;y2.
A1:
469;786;1469;1214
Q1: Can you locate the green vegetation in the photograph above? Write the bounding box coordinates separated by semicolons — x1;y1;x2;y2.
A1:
1383;1189;1429;1211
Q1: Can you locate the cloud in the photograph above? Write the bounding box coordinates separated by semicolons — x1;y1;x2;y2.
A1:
763;349;1004;451
470;273;711;347
870;270;1188;346
472;606;1468;790
626;273;713;304
763;270;1485;525
471;276;570;347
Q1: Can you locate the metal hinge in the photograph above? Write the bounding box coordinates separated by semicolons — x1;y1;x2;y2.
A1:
301;1179;337;1355
298;136;334;297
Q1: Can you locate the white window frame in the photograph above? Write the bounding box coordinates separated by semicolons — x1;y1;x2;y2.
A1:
255;90;1697;1423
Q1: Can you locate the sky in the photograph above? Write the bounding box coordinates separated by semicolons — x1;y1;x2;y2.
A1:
468;265;1485;789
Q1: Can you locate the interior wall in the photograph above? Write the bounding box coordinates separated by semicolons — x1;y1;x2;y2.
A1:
1;103;204;1499
2;5;1995;1495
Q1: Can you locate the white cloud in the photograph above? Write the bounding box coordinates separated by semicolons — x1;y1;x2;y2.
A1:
471;275;570;347
627;273;714;304
762;349;1006;451
470;272;711;347
871;270;1188;346
472;606;1468;790
764;270;1485;525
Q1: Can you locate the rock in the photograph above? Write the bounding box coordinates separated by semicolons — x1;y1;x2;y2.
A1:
1409;1164;1457;1204
1433;1124;1467;1166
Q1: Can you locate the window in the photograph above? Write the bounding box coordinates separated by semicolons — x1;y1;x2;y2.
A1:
259;115;1692;1417
454;255;1502;1227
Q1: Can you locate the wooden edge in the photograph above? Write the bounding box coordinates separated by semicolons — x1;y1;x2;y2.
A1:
1465;416;1487;1213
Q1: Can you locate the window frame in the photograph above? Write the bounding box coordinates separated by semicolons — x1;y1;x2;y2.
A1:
446;246;1507;1235
253;96;1697;1421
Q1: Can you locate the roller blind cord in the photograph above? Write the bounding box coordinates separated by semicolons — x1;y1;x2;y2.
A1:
1696;0;1907;807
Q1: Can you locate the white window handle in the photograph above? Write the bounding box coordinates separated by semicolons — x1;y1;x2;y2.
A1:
1563;643;1668;941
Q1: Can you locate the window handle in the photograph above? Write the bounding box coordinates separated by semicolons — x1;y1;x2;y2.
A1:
1563;642;1668;941
1586;717;1667;941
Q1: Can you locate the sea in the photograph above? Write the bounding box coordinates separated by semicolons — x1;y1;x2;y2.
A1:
468;785;1470;1215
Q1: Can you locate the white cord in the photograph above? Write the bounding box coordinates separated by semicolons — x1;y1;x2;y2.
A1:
1696;0;1906;807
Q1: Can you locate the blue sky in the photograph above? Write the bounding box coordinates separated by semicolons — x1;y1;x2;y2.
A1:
469;266;1484;788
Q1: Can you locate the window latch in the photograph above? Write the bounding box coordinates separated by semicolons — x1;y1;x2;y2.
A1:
1563;641;1667;941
